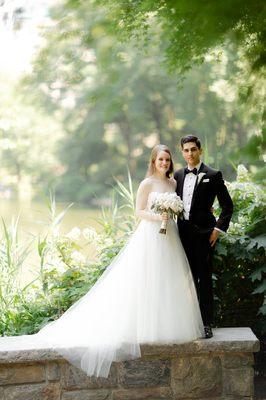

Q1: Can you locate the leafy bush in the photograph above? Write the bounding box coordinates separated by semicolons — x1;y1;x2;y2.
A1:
213;165;266;334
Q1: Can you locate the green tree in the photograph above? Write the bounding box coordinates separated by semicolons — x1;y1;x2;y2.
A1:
96;0;266;131
20;0;264;202
96;0;265;74
0;76;62;199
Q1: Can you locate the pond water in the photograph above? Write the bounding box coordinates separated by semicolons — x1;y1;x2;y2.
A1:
0;199;102;285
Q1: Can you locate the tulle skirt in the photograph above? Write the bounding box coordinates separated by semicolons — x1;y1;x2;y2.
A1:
34;219;204;377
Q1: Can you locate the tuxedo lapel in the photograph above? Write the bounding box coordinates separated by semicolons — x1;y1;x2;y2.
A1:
180;169;185;199
190;162;208;208
198;162;205;174
175;169;185;198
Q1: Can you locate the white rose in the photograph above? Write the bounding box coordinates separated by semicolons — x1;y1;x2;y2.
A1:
171;204;179;213
164;200;171;209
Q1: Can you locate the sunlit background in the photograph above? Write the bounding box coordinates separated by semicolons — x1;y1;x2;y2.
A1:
0;4;265;376
0;0;264;283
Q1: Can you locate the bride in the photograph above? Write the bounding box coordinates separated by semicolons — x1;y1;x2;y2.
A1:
36;144;204;378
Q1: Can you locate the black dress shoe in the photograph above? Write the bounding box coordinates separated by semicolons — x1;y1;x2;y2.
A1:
204;326;213;339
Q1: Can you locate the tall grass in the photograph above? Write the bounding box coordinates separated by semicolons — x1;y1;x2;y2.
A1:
0;216;33;334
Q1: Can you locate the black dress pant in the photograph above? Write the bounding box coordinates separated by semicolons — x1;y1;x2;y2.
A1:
178;219;214;325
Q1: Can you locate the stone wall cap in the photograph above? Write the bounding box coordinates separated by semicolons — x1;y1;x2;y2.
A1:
141;327;260;356
0;327;260;364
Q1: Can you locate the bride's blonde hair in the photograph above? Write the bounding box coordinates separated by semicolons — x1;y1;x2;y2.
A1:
146;144;174;178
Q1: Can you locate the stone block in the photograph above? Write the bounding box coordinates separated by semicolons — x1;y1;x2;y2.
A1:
171;356;222;398
186;398;243;400
0;363;45;385
4;384;47;400
61;389;110;400
223;366;254;396
62;363;117;389
221;352;254;368
3;382;61;400
117;359;170;388
46;362;61;381
112;386;172;399
42;382;61;400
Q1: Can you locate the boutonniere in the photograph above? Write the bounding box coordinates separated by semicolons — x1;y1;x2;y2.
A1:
197;172;206;185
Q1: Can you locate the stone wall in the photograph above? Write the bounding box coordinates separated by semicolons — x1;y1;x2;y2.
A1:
0;328;260;400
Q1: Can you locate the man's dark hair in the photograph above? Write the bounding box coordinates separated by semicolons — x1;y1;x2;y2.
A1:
180;135;201;149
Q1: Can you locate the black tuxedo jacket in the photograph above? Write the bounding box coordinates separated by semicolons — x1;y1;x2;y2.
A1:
174;163;233;232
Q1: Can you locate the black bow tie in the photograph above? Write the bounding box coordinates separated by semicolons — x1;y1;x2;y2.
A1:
184;167;198;175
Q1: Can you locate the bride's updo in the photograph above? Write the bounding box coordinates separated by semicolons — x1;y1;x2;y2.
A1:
146;144;174;178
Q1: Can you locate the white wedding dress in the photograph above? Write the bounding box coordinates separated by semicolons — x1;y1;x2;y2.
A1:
34;191;204;377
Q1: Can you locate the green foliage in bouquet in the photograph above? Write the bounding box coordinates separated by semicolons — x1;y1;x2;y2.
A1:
213;165;266;334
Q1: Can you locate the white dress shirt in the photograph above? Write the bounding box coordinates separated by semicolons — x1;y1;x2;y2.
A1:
182;162;224;233
183;162;202;220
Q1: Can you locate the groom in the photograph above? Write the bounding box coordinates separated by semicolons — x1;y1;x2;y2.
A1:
174;135;233;338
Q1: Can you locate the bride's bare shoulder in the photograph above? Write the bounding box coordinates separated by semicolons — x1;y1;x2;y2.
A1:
169;177;177;190
138;177;153;192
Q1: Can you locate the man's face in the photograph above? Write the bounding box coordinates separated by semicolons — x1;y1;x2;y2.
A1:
181;141;202;167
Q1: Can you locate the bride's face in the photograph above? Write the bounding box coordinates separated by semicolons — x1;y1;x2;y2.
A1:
154;150;171;175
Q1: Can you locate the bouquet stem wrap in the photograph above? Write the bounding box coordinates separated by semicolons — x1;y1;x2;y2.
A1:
159;218;168;234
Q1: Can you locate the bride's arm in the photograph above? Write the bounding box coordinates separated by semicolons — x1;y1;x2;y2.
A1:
135;180;161;221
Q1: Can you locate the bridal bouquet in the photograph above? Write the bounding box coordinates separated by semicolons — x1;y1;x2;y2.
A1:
151;192;183;234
